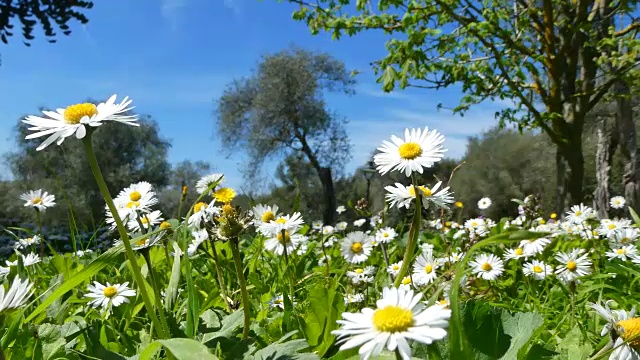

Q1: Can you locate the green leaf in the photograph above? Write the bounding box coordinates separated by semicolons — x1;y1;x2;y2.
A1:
554;327;593;360
629;206;640;227
139;338;219;360
37;323;66;360
251;331;319;360
201;310;245;344
25;244;125;322
498;312;544;360
165;244;182;311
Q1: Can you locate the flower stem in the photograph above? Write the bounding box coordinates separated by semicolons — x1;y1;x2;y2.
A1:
393;176;423;288
142;249;171;337
229;237;251;339
210;241;231;312
81;135;168;339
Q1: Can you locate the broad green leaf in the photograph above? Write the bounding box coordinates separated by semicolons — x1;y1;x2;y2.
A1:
554;327;593;360
139;338;219;360
499;312;544;360
251;331;319;360
201;310;244;343
164;243;181;311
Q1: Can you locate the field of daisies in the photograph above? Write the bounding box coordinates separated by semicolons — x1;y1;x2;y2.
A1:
1;95;640;360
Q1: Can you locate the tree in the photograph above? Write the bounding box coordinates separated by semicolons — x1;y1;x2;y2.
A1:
158;160;212;219
282;0;640;211
6;110;171;226
0;0;93;45
215;47;354;224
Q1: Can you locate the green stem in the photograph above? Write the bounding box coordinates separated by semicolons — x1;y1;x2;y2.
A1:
393;177;423;287
81;135;168;339
210;242;232;312
230;238;251;339
142;250;171;337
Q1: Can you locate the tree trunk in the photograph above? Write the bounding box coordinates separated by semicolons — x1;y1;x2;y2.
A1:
594;115;618;218
615;79;640;213
555;148;568;216
318;167;337;224
561;135;585;207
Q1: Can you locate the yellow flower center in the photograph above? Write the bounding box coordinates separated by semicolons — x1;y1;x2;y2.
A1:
533;265;543;273
617;318;640;347
129;191;142;202
141;216;149;224
392;265;399;270
622;237;630;244
471;221;479;227
420;186;432;196
575;210;582;216
351;242;363;253
424;264;433;274
617;248;626;255
355;268;364;274
214;187;236;203
515;248;524;256
550;213;557;219
455;201;463;208
608;224;617;230
481;262;492;271
372;305;414;332
276;217;287;224
261;211;275;223
222;204;235;215
103;286;118;298
64;103;97;124
194;202;208;213
32;197;42;204
274;298;283;304
402;277;411;285
408;186;417;197
276;231;291;244
127;201;140;208
135;238;148;247
539;219;546;224
566;261;577;272
160;221;171;230
398;142;423;160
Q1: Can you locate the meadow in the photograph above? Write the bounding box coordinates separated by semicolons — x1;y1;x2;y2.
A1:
1;95;640;360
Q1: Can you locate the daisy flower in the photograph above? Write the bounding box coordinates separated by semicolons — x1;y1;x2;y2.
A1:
6;253;41;267
264;229;306;256
324;235;339;247
353;219;366;227
387;261;403;277
0;277;33;314
269;294;296;309
399;276;413;291
590;301;640;360
373;127;446;176
523;260;553;280
345;293;365;304
375;227;397;243
185;229;209;256
332;286;450;360
477;197;492;210
336;221;348;231
599;219;630;239
187;201;220;229
565;204;594;224
114;232;164;251
413;253;439;286
421;181;454;209
384;183;416;209
347;266;376;285
555;249;592;282
611;228;640;246
17;235;41;249
446;251;465;264
312;220;323;230
606;245;638;262
610;196;626;210
23;94;137;151
341;231;373;264
85;281;136;312
470;253;504;280
258;212;305;236
322;226;335;236
20;189;56;211
519;237;551;255
336;205;346;214
504;247;530;261
126;210;164;233
251;204;279;225
195;173;224;195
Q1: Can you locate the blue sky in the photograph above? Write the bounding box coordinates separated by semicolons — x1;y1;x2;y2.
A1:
0;0;503;191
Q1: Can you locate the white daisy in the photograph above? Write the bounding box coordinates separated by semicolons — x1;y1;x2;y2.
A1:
606;245;638;262
522;260;553;280
413;253;439;286
375;227;397;243
336;205;346;214
470;253;504;280
195;173;224;195
251;204;279;226
599;219;630;239
446;251;465;264
17;235;41;249
20;189;56;211
6;253;41;267
345;293;365;304
269;294;296;309
85;281;136;311
565;204;595;224
336;221;348;231
258;212;305;236
555;249;592;282
332;286;450;360
0;277;33;314
186;229;209;256
590;301;640;360
373;127;446;176
23;94;137;151
353;219;367;227
387;261;403;277
312;220;323;230
519;237;551;255
322;226;335;236
347;266;376;285
264;229;306;256
503;247;530;261
341;231;373;264
384;183;416;209
399;276;414;291
187;201;221;229
611;228;640;246
114;232;164;251
477;197;492;210
324;235;339;248
421;181;455;209
610;196;626;210
126;210;164;233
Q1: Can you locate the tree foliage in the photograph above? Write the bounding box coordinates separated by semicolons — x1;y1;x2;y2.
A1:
0;0;93;45
282;0;640;209
215;46;355;223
